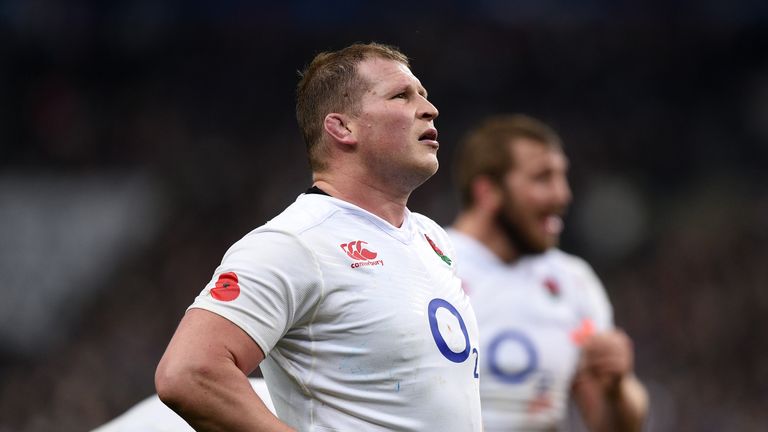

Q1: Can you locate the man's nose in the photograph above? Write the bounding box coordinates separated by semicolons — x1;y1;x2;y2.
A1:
556;177;572;206
419;98;439;120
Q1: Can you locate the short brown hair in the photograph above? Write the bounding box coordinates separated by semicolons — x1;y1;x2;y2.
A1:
296;42;410;172
455;114;563;208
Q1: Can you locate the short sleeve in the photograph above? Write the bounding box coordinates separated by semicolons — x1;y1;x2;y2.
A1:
572;258;614;331
188;230;323;355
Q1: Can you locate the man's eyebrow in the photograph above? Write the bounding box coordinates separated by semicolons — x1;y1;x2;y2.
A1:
390;82;428;98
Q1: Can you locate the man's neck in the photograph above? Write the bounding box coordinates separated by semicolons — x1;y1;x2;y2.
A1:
312;177;410;228
452;210;520;263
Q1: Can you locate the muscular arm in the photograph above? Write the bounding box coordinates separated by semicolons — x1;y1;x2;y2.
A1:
155;309;294;432
572;329;649;432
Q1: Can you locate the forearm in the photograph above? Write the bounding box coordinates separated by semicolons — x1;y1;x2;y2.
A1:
155;309;293;432
156;361;292;432
576;329;648;432
596;374;649;432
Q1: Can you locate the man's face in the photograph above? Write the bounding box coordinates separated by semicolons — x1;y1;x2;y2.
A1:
497;139;572;254
350;57;440;191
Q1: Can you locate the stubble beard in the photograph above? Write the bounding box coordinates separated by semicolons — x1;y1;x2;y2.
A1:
369;149;438;196
497;194;551;256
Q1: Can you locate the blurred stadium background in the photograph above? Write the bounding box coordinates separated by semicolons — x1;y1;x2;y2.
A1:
1;1;767;430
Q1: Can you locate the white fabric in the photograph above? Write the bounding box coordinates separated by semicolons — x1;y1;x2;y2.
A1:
189;194;482;431
447;229;613;432
91;378;274;432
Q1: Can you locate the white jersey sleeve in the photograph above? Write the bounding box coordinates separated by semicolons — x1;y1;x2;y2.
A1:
189;230;323;355
554;251;614;331
185;195;482;431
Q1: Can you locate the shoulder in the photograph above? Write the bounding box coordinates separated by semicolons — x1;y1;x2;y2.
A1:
411;212;449;241
526;249;607;298
538;249;598;279
261;194;345;235
410;211;441;230
538;249;614;325
411;212;455;252
443;227;475;253
219;195;341;267
229;194;352;254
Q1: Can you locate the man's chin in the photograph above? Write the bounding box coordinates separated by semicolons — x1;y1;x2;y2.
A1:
402;161;439;189
538;237;560;253
522;245;550;256
519;235;557;255
498;211;557;256
415;159;439;178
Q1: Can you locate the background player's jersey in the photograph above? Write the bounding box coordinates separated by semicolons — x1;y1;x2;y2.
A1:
91;379;274;432
447;229;612;432
190;194;482;432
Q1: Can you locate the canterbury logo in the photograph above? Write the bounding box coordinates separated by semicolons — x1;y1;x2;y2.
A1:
340;240;384;269
341;240;378;260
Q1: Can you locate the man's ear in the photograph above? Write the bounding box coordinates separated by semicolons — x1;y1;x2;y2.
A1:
473;176;503;213
323;113;357;146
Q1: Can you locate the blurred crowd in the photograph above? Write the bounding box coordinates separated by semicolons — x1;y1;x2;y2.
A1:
1;1;767;431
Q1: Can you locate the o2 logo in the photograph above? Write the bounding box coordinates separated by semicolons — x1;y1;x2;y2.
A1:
427;298;479;378
487;330;538;384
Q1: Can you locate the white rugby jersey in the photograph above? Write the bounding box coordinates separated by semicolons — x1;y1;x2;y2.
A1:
190;193;482;431
447;229;612;432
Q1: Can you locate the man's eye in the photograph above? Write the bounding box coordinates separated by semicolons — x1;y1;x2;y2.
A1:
393;92;407;99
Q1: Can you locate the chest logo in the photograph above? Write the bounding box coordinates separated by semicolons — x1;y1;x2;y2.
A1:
543;277;560;298
340;240;384;268
424;234;452;266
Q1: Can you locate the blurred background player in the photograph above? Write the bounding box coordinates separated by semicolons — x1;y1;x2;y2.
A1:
91;378;274;432
154;42;482;431
448;114;648;431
